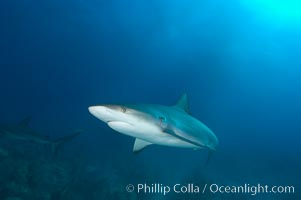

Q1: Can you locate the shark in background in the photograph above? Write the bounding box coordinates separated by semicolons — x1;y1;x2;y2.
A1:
0;117;82;156
88;94;218;153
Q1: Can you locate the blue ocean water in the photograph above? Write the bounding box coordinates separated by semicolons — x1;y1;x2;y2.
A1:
0;0;300;199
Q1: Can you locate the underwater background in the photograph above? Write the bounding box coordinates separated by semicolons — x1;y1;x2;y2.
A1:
0;0;300;199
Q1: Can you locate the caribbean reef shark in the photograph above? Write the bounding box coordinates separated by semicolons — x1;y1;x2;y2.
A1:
0;117;82;155
88;94;218;153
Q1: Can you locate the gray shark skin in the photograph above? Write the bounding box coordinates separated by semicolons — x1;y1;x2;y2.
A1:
88;94;218;153
0;117;82;155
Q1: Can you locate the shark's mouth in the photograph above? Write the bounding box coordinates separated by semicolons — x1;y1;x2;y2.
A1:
107;121;134;132
107;120;131;125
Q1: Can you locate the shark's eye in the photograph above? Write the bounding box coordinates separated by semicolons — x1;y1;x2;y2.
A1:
121;107;127;113
159;116;166;122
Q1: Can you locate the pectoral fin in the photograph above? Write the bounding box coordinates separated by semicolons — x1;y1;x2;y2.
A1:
133;138;152;153
163;128;204;149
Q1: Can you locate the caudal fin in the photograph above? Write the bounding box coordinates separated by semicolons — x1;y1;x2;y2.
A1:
51;130;83;157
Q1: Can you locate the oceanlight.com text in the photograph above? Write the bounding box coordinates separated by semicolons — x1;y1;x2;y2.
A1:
208;183;294;195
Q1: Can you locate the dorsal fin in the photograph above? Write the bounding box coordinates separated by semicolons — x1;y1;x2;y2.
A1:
174;93;189;113
18;117;31;127
133;138;152;153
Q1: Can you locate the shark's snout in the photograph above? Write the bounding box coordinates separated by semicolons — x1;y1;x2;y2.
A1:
88;105;122;114
88;106;111;122
88;106;105;117
88;105;128;123
88;106;109;120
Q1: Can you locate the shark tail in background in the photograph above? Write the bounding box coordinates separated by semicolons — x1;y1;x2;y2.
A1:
51;130;83;157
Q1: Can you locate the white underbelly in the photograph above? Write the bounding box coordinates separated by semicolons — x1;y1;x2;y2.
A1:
146;131;199;149
108;121;199;149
